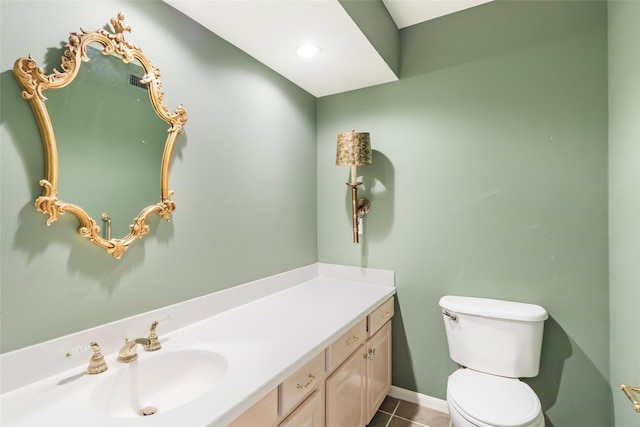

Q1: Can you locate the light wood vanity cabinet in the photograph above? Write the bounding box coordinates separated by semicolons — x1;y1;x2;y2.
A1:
326;296;395;427
229;296;394;427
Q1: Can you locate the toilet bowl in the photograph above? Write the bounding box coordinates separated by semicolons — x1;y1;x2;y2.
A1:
446;369;544;427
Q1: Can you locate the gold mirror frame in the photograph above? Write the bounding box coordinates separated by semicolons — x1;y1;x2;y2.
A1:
13;13;187;259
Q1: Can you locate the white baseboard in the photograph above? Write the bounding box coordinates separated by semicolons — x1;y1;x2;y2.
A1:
388;385;449;414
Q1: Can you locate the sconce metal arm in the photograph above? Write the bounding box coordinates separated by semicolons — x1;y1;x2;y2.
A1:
346;182;370;244
348;183;360;244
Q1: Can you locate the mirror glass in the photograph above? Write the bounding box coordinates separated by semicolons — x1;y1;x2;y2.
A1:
13;14;187;258
45;45;168;238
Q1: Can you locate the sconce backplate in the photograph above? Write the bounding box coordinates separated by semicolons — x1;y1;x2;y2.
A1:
357;198;371;216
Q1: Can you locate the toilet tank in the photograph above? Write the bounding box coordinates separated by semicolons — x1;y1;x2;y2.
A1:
439;295;548;378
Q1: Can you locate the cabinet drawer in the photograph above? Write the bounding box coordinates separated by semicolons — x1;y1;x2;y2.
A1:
229;387;278;427
327;318;367;373
279;351;325;417
368;297;394;337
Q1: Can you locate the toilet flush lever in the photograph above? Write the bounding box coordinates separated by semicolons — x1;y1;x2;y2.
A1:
443;309;458;321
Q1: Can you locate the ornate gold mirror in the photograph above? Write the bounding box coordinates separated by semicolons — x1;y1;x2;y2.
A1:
13;13;187;259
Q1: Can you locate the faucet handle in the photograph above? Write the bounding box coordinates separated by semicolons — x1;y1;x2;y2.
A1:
66;342;108;375
65;343;91;360
145;315;170;352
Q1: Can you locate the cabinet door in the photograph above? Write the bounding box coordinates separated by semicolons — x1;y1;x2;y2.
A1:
279;390;324;427
365;321;392;424
325;344;365;427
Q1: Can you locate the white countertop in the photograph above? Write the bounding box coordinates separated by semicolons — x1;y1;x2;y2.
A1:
0;265;395;426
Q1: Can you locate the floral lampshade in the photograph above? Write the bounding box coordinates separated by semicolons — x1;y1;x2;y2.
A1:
336;131;372;166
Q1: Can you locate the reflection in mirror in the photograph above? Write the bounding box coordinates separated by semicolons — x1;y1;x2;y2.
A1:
13;13;188;258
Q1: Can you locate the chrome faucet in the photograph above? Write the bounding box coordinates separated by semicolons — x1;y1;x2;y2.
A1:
117;338;151;363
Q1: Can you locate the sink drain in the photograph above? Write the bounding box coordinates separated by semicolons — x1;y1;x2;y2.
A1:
140;406;158;416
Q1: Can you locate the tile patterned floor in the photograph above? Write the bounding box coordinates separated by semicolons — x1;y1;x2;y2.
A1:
367;396;451;427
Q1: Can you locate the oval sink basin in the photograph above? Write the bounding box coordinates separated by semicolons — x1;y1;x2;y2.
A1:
91;349;227;418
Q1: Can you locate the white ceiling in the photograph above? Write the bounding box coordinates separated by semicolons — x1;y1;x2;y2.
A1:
163;0;492;97
384;0;492;29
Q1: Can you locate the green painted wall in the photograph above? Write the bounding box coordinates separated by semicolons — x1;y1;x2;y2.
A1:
339;0;400;76
0;0;317;352
608;2;640;426
317;1;610;426
1;1;631;426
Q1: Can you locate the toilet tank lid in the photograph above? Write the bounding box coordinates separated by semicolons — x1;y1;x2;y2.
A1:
439;296;548;322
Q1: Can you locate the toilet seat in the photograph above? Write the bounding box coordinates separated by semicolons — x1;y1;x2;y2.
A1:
447;369;543;427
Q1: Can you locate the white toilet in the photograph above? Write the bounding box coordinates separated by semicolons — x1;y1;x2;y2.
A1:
439;295;548;427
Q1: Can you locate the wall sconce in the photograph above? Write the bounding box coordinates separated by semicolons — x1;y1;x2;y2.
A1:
336;130;372;244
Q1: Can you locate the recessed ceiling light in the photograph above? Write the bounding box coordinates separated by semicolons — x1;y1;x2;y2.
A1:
296;44;320;58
